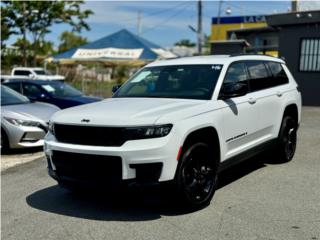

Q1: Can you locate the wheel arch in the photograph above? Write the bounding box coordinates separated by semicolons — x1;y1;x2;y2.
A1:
181;126;221;167
283;104;299;127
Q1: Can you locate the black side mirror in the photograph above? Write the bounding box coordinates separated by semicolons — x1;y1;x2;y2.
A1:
112;84;121;94
219;82;248;100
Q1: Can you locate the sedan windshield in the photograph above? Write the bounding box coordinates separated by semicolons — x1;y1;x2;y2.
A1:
40;81;82;97
113;64;223;100
1;85;30;106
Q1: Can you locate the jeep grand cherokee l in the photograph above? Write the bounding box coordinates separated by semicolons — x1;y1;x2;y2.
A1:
44;55;301;207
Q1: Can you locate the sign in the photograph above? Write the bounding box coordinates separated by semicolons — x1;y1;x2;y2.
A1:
72;48;144;59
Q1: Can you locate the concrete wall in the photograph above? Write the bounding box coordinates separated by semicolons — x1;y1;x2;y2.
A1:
278;24;320;106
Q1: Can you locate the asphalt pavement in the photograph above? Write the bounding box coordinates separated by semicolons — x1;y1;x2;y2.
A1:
1;107;320;240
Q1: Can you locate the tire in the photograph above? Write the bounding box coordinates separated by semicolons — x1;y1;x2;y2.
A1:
175;142;217;208
275;115;297;163
1;128;9;152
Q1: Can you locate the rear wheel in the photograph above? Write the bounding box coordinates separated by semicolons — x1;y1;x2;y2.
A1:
175;142;217;208
275;115;297;162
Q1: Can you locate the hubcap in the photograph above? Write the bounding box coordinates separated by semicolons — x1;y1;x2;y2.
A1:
284;125;296;159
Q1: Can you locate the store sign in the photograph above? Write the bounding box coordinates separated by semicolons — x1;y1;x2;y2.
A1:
72;48;144;59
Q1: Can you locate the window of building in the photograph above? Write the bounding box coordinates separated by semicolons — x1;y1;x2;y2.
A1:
299;38;320;72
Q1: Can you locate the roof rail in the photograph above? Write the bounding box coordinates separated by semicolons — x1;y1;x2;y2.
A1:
229;53;279;58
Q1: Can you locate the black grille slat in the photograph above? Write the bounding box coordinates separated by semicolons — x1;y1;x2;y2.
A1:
54;124;124;146
52;151;122;183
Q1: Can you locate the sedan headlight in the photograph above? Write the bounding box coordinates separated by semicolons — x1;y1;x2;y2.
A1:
4;117;40;127
124;124;173;140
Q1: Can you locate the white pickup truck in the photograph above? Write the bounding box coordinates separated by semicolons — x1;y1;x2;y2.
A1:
1;67;65;81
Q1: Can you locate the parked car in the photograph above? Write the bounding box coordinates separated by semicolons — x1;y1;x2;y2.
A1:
3;67;65;81
1;85;60;150
44;55;301;208
3;79;102;109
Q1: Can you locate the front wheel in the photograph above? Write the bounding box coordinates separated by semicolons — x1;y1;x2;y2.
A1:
175;142;217;208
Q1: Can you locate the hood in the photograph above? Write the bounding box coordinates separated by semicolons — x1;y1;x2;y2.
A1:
51;98;206;126
2;102;60;123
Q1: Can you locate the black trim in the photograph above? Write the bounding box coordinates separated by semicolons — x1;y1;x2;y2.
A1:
218;139;276;173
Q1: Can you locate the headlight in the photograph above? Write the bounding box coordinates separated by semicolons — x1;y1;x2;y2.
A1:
124;124;173;140
4;117;40;127
48;121;55;135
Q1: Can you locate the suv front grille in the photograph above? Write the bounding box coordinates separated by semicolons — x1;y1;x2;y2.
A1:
54;124;125;146
51;151;122;183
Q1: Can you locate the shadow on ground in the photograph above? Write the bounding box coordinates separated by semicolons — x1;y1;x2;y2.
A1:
26;153;271;221
1;146;43;155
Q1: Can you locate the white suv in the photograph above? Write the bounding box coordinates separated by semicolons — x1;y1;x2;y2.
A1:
44;55;301;207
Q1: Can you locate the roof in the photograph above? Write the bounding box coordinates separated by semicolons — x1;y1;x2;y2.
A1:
3;79;59;85
146;54;284;67
52;29;176;62
266;10;320;26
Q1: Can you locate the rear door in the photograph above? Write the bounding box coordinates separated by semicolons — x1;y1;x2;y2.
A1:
245;61;289;142
218;62;260;160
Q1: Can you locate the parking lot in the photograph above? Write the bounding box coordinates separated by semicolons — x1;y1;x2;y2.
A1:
1;107;320;240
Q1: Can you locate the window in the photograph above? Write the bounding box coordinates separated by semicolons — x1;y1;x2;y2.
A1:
14;70;31;76
267;62;289;86
114;65;223;100
23;83;43;98
4;82;22;93
299;38;320;72
246;61;271;91
224;62;248;84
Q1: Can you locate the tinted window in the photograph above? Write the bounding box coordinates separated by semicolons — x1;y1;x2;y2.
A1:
246;61;272;91
224;62;248;84
23;83;43;98
4;82;22;93
114;65;223;100
267;62;289;86
14;70;31;76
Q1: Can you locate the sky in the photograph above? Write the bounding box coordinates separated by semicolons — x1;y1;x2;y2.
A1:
5;0;320;49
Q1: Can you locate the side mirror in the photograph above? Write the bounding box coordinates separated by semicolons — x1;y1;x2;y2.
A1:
219;82;248;100
112;84;121;94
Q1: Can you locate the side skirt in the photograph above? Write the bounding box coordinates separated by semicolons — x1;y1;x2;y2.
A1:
217;139;277;173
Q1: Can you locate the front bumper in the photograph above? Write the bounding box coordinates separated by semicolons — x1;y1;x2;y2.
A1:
44;131;180;185
4;124;47;149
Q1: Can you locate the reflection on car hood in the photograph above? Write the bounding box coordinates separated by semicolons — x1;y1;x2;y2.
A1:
51;97;206;126
2;102;60;123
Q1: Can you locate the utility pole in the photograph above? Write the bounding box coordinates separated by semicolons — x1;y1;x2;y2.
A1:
216;0;223;41
137;11;142;36
22;1;27;67
291;0;298;12
197;0;203;55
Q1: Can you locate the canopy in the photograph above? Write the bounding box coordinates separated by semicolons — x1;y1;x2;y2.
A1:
50;29;176;64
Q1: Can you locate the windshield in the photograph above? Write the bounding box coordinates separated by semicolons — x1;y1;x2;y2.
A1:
34;70;47;75
40;81;82;97
113;64;223;100
1;85;30;106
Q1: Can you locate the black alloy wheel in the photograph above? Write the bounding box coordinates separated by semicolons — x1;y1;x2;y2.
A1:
177;142;217;207
277;115;297;162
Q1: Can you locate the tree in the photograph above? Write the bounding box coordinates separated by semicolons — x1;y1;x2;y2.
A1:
58;31;88;53
174;39;196;47
0;5;16;49
2;1;93;66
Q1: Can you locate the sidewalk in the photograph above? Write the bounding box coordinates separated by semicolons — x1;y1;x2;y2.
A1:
1;150;44;172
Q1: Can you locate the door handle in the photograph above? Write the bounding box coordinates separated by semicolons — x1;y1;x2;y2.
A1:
248;98;256;104
277;91;283;97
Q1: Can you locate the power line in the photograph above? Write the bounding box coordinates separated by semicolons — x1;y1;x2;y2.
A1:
141;2;193;35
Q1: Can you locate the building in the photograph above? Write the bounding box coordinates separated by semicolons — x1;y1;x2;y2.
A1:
266;10;320;106
210;10;320;106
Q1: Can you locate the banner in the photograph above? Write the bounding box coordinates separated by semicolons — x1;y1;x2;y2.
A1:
72;48;144;59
